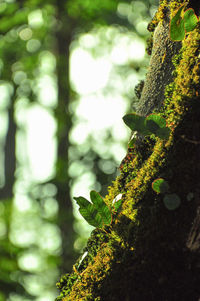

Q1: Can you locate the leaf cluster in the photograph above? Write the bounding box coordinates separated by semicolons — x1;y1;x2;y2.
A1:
170;5;198;41
74;191;122;228
123;113;170;142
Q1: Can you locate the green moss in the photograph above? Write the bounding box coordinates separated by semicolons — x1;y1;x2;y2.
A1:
147;0;168;32
56;273;78;301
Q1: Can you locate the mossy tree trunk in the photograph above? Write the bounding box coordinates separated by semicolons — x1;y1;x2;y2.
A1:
56;0;200;300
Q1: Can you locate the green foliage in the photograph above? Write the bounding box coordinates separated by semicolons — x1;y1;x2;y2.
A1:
123;113;170;140
0;3;29;34
90;191;112;226
170;5;185;41
163;193;181;210
74;191;112;228
74;191;123;228
123;113;146;133
152;178;169;194
170;6;198;41
183;9;198;33
56;273;78;300
146;114;170;139
65;0;119;23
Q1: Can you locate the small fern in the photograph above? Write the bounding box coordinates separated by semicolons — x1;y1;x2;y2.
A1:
74;191;122;228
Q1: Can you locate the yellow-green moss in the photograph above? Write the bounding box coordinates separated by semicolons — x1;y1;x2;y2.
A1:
64;245;115;300
165;25;200;127
147;0;168;32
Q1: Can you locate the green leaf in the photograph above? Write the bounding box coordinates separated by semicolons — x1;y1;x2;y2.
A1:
145;119;160;134
152;178;169;194
146;114;170;139
74;196;91;207
123;113;146;133
146;114;166;128
79;205;103;228
156;127;171;139
183;8;198;33
74;191;113;228
163;193;181;210
123;113;170;140
90;190;112;225
170;5;185;41
74;196;103;228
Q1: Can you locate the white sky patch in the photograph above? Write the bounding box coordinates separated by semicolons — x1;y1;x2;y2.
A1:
0;82;13;109
37;75;57;107
18;252;43;272
79;33;98;48
25;105;57;182
76;95;128;130
111;36;145;64
128;39;145;61
14;194;32;212
28;9;44;28
10;226;37;247
39;51;57;73
69;94;129;148
111;43;129;65
38;224;61;254
69;123;90;145
70;48;111;94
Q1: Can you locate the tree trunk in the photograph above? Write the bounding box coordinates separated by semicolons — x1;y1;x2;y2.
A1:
0;90;16;200
53;1;78;273
56;0;200;300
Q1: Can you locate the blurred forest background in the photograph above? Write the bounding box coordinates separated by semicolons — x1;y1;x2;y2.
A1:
0;0;158;300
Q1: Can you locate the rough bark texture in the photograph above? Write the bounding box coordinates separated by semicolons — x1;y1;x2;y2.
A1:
56;0;200;300
137;20;181;115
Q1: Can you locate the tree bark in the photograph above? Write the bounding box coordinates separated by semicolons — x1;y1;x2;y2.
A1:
53;1;78;273
0;91;16;200
56;0;200;300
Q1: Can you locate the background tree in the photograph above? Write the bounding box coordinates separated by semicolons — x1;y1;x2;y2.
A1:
56;0;200;300
0;0;157;300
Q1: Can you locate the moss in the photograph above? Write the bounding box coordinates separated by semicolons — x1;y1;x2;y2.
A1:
63;245;116;300
57;2;200;300
147;0;169;32
56;228;111;300
56;273;78;300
